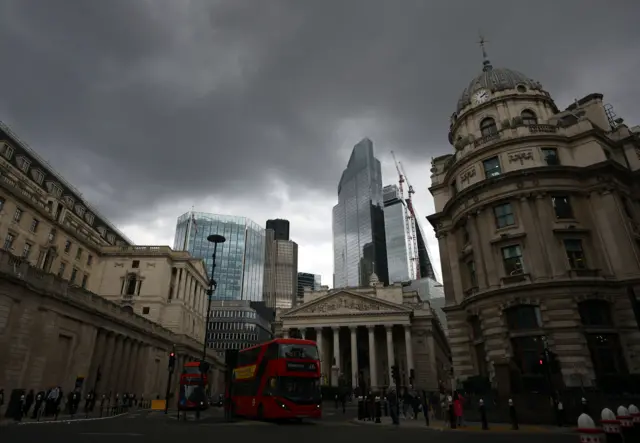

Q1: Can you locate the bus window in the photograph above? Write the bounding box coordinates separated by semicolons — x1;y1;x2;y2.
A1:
279;344;319;360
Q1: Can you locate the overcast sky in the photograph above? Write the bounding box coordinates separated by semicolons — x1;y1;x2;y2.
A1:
1;0;638;287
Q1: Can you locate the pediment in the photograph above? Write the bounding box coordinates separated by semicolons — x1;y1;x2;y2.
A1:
282;290;411;318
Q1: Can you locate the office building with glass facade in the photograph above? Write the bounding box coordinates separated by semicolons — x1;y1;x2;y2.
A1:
174;212;265;302
332;138;389;288
383;185;436;283
266;219;290;241
296;272;321;302
207;300;274;354
263;228;298;310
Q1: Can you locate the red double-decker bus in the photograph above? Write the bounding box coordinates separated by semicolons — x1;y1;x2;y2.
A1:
178;361;209;410
227;338;321;420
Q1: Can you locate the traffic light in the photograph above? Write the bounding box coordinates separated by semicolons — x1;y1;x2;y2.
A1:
168;352;176;372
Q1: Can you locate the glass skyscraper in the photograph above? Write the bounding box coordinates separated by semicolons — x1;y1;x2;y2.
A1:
383;184;436;283
174;212;265;302
332;138;389;288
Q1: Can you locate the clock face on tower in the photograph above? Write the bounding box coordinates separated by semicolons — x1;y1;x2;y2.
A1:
472;89;490;105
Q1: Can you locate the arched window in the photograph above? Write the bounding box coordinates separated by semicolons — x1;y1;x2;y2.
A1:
480;117;497;137
469;316;488;377
578;300;627;378
125;274;137;295
504;305;545;377
521;110;538;125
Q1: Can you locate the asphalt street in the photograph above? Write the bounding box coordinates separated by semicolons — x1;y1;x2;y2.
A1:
2;407;579;443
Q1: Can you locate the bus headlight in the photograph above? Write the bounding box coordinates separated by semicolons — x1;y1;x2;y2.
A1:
275;400;289;410
316;404;321;409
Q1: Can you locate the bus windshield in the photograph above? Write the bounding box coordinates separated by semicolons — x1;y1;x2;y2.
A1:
183;366;201;375
277;376;321;402
280;344;318;360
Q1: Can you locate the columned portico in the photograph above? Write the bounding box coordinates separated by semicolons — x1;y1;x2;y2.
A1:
274;288;438;391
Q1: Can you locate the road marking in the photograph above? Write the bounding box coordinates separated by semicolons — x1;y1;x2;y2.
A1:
80;432;142;436
17;412;130;426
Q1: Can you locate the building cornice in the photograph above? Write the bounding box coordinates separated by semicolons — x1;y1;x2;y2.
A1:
429;160;637;226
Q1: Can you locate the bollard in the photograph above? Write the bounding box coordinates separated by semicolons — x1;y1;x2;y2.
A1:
357;396;364;420
616;406;634;442
578;413;604;443
479;399;489;430
375;396;381;424
628;404;640;441
600;408;623;443
509;398;519;431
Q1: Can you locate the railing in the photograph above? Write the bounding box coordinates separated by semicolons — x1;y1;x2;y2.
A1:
528;124;557;134
474;132;501;148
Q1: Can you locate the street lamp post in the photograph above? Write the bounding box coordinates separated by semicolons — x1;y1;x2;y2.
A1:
197;234;225;419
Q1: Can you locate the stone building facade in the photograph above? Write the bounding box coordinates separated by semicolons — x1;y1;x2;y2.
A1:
0;250;225;397
427;55;640;392
97;246;210;344
0;120;225;396
273;277;450;392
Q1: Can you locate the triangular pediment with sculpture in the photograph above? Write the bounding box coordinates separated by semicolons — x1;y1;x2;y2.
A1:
282;290;412;317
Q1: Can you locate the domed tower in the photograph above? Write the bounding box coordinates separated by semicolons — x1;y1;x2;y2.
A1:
427;44;640;394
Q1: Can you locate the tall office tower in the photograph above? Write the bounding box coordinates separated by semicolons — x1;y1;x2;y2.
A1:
332;138;389;288
383;184;436;283
263;226;298;309
266;219;290;241
297;272;322;301
174;212;265;302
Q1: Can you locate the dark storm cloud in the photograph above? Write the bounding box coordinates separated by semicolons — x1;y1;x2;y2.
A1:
0;0;638;223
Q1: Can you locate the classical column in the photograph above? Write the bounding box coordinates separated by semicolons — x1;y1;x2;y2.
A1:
350;326;358;388
124;341;139;393
385;325;394;386
135;345;150;396
332;327;340;386
86;329;107;390
301;328;307;339
116;339;133;394
100;332;116;395
107;335;125;395
404;325;414;383
315;328;323;371
367;326;377;389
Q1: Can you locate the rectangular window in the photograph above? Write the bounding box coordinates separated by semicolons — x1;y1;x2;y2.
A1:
494;203;515;228
70;268;78;283
142;307;150;314
22;243;31;259
64;240;72;253
483;156;501;178
58;262;66;278
564;239;587;269
81;274;88;289
502;245;524;275
13;208;23;222
48;229;56;243
542;148;559;165
552;196;573;219
4;233;15;250
87;254;93;266
132;260;140;268
467;260;477;286
75;248;82;260
29;218;39;233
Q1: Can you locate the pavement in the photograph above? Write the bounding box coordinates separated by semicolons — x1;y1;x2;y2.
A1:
0;404;580;443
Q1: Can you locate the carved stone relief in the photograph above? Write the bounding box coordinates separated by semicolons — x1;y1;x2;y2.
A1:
146;263;156;268
114;262;124;267
460;167;476;183
508;150;534;165
300;295;394;314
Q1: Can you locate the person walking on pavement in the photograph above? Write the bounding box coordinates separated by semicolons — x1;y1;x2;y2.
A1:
32;390;45;419
386;386;400;425
453;391;464;427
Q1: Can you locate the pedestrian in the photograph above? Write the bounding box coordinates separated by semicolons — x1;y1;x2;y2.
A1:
453;391;465;427
386;386;400;425
32;391;45;419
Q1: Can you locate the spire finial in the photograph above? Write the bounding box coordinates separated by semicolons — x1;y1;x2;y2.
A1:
478;32;493;72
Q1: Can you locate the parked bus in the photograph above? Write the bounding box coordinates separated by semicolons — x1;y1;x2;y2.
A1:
227;338;321;420
178;361;208;411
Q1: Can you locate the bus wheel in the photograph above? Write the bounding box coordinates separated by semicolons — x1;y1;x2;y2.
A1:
257;404;264;421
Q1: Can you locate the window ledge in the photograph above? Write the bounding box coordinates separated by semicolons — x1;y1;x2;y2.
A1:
490;231;526;245
568;268;600;278
501;273;531;285
553;227;590;235
463;286;479;298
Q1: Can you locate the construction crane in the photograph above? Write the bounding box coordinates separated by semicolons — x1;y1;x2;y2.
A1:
390;151;419;280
